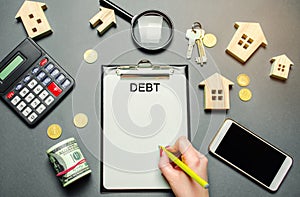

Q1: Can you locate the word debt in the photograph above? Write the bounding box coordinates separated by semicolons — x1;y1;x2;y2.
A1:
130;83;160;92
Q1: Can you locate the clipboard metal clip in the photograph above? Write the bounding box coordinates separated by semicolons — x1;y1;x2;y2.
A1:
116;59;174;79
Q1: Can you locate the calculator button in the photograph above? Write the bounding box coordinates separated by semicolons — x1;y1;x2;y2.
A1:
45;63;54;72
42;77;51;86
45;96;54;105
56;74;65;83
28;112;38;122
15;83;23;91
50;69;59;77
6;91;15;99
22;107;32;117
61;79;71;89
28;79;38;89
36;104;46;114
32;67;40;74
39;58;48;66
30;98;41;108
17;101;26;111
37;71;46;80
33;85;43;94
23;75;31;83
39;90;49;100
20;87;29;97
48;82;62;97
25;93;35;103
11;96;21;105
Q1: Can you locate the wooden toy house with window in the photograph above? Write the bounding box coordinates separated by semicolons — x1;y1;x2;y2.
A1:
270;54;294;80
226;22;268;63
199;73;234;110
15;0;52;39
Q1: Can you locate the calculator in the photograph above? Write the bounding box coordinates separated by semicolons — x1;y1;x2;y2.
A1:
0;38;74;127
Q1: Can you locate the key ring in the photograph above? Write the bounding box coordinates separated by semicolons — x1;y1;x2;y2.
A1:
192;22;202;32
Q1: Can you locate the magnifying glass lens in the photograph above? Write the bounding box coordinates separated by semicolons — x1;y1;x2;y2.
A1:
132;11;173;50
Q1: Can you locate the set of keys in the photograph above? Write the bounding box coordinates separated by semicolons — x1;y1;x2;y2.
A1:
186;22;207;65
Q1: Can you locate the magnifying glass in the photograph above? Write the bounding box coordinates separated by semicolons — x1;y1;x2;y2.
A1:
100;0;174;51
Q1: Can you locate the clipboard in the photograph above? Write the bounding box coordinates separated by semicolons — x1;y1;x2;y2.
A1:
101;60;190;191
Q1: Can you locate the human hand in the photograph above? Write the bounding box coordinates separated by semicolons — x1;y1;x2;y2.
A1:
159;136;209;197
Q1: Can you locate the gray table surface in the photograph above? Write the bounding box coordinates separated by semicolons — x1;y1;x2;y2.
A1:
1;0;299;196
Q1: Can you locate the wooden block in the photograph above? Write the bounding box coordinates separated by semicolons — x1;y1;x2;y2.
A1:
89;7;116;35
270;54;294;80
15;0;52;39
199;73;234;110
226;22;267;63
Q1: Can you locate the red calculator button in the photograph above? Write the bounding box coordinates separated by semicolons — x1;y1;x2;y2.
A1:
47;82;62;97
6;91;15;99
39;58;48;66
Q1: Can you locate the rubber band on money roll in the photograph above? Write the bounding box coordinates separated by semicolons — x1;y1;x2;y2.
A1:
56;159;86;177
46;137;92;187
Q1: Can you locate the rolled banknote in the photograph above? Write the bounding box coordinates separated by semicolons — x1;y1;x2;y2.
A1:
46;137;92;187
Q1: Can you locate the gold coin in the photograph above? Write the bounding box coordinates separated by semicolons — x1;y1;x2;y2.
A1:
74;113;88;128
239;88;252;102
237;74;250;87
84;49;98;64
47;124;62;139
203;33;217;48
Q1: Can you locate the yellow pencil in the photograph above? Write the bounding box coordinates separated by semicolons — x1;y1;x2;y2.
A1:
160;145;209;189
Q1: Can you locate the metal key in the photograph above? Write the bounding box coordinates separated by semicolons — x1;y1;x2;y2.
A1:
195;29;207;65
186;29;201;59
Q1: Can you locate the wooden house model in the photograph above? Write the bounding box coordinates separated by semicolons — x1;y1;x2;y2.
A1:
226;22;267;63
270;54;294;80
89;7;116;35
16;0;52;39
199;73;234;110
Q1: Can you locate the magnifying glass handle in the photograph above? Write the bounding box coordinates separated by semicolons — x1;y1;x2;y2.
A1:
100;0;133;23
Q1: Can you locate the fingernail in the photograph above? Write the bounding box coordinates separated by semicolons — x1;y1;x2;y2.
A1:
159;145;170;157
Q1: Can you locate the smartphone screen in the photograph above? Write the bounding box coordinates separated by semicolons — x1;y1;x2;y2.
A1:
209;119;292;191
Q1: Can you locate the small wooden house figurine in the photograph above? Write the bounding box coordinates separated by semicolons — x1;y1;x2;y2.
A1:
199;73;234;110
15;1;52;39
226;22;268;63
270;54;294;80
89;7;116;35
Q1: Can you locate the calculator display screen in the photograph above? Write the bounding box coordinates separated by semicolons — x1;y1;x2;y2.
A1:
0;55;24;81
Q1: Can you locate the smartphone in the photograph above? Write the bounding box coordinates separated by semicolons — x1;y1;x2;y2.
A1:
209;118;293;191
